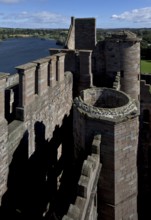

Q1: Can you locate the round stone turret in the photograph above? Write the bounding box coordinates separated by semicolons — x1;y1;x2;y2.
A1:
105;31;141;101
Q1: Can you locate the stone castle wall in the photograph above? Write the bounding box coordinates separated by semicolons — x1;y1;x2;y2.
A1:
0;53;73;205
15;54;73;156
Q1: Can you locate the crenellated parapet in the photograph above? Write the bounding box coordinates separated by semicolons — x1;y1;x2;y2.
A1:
16;54;65;104
15;53;66;121
63;134;102;220
0;50;74;203
14;54;72;157
0;51;73;206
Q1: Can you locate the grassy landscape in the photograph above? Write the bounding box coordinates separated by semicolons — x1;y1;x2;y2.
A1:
141;60;151;73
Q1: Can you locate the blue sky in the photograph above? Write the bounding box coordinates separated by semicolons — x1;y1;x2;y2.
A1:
0;0;151;29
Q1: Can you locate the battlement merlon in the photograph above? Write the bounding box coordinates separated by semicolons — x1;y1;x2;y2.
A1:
0;73;10;122
16;62;37;108
56;53;65;82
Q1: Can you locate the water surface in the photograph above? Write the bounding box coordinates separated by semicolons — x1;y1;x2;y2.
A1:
0;37;62;74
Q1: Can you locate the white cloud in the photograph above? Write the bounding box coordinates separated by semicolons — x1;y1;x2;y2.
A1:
0;11;70;28
111;7;151;25
0;0;21;3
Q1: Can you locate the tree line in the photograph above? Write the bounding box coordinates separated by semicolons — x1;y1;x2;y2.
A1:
1;27;151;59
0;28;68;41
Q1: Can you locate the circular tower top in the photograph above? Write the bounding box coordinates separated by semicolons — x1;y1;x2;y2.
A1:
74;87;138;122
105;30;142;42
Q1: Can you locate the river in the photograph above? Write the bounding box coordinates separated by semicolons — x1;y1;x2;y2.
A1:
0;37;62;74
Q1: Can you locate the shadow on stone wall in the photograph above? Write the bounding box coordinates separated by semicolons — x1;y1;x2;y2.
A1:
137;116;151;220
0;114;78;220
0;130;28;220
44;113;82;220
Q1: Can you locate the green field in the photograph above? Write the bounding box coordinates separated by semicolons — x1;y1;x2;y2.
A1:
141;60;151;73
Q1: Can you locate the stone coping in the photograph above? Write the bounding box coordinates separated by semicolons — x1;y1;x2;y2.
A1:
0;72;10;79
6;73;19;88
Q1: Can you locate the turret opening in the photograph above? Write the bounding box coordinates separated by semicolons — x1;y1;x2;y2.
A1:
82;88;129;108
